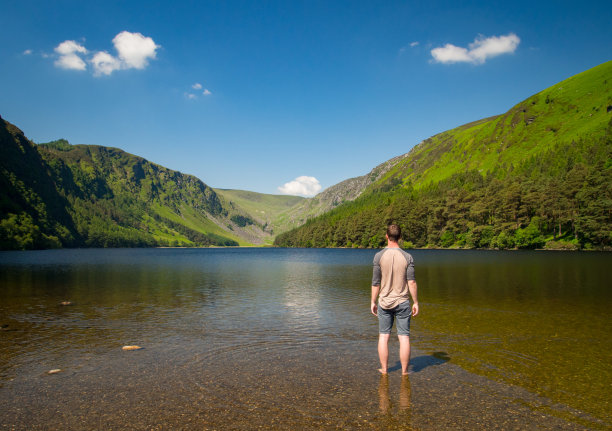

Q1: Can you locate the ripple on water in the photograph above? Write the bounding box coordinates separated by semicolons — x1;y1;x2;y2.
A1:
1;248;610;429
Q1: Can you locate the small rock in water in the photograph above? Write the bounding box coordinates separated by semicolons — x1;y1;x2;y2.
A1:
47;369;62;374
122;345;143;351
60;301;73;306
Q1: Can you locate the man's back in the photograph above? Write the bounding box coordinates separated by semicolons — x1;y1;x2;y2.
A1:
372;248;415;309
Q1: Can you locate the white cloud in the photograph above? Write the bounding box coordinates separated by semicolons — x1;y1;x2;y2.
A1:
23;49;32;55
91;51;121;76
55;54;87;70
410;41;419;47
278;176;322;197
186;93;197;100
469;33;520;63
203;89;211;96
192;83;202;90
112;31;159;69
431;33;520;65
52;32;159;76
55;40;88;56
53;40;88;70
431;44;471;63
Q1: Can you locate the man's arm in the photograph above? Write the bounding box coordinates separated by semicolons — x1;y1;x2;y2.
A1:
371;285;380;316
408;280;419;317
371;251;382;316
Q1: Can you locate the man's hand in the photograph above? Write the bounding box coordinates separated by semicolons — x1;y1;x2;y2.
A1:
412;302;419;317
371;285;380;316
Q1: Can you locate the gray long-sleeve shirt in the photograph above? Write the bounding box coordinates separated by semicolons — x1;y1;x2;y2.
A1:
372;247;415;309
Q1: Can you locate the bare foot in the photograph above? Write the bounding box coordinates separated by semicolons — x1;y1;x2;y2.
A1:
378;368;388;374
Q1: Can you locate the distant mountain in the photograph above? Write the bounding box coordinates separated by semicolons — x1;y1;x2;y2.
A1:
275;60;612;250
272;153;407;228
214;189;304;244
0;118;272;249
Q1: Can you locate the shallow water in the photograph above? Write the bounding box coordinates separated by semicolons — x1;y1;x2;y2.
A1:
0;248;610;429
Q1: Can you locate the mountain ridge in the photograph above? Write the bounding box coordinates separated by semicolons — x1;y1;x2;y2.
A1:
2;60;611;250
275;60;612;250
0;121;278;249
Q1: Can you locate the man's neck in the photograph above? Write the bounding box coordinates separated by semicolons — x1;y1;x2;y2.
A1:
387;241;400;248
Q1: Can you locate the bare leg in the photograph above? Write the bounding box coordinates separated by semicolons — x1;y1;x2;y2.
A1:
398;335;411;375
378;333;390;374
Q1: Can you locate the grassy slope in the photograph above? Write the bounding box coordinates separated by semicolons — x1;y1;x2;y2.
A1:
267;62;612;237
152;203;249;246
214;189;305;241
37;142;248;247
372;60;612;191
275;60;612;249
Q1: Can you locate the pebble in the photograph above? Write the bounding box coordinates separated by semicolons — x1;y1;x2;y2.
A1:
122;345;143;351
60;301;73;306
47;369;62;374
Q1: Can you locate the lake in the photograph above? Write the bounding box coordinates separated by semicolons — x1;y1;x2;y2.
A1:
0;248;610;430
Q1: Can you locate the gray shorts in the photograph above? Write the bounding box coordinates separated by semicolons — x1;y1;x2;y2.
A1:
378;300;412;336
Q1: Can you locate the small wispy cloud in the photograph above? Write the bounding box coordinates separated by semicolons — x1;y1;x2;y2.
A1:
278;176;322;197
399;41;420;55
23;49;32;55
185;84;212;100
431;33;520;65
51;31;160;76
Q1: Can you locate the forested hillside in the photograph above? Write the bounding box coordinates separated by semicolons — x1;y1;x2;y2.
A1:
3;61;611;251
275;61;612;250
0;118;266;249
0;118;78;249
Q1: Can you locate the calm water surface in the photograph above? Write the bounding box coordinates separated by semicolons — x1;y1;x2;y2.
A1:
0;248;610;430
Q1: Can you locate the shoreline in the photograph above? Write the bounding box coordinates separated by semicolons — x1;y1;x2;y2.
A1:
2;245;611;252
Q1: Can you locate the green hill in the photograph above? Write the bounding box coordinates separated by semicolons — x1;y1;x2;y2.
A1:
275;60;612;250
370;60;612;192
214;189;304;244
0;118;78;249
3;61;611;250
0;118;271;249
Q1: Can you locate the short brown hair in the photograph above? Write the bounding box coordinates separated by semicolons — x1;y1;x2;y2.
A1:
386;224;401;242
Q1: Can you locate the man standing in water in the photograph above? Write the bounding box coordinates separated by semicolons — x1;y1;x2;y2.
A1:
371;224;419;375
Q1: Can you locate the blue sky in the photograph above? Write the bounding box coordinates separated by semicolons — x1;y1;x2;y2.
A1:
1;0;611;196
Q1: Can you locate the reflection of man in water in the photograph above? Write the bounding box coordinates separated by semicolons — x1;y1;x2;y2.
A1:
371;224;419;375
379;374;412;414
